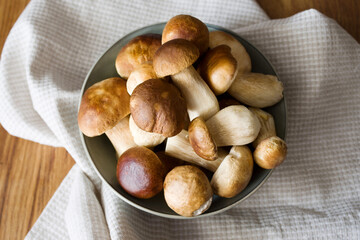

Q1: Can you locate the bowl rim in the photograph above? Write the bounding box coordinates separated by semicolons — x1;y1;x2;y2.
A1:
78;22;287;219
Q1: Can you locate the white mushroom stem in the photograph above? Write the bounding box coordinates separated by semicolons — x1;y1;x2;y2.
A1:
211;145;254;198
165;130;227;172
171;66;219;121
228;73;284;108
129;115;165;147
105;115;137;158
205;105;261;146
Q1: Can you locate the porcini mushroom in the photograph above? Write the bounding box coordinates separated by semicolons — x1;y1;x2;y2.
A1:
78;77;137;157
129;115;165;147
211;146;253;198
162;14;209;55
228;72;284;108
164;165;213;217
117;146;166;199
253;136;287;169
249;107;276;148
188;117;218;161
209;30;251;74
153;39;219;120
197;45;238;95
130;78;188;137
115;34;161;79
166;105;260;168
126;62;158;95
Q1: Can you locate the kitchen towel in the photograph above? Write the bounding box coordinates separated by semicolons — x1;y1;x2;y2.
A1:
0;0;359;239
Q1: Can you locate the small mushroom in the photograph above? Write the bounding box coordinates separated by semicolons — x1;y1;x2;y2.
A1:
162;14;209;55
228;72;284;108
126;62;158;95
130;78;188;137
153;39;219;120
197;45;238;95
116;146;166;199
78;77;137;157
249;107;276;148
209;31;251;74
253;136;287;169
211;146;253;198
128;115;165;148
115;34;161;79
164;165;213;217
188;117;218;161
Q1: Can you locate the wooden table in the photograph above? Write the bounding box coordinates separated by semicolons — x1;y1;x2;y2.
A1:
0;0;359;239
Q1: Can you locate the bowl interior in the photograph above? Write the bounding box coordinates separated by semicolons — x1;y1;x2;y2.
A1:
80;23;286;219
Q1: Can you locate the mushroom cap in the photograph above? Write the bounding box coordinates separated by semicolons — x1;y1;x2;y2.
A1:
253;136;287;169
153;39;200;77
116;146;166;199
197;45;238;95
162;14;209;55
211;145;253;198
115;34;161;79
164;165;213;217
130;78;188;137
209;31;251;74
188;117;218;161
78;77;130;137
126;62;158;95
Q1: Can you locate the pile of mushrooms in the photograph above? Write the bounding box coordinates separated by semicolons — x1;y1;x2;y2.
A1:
78;14;287;217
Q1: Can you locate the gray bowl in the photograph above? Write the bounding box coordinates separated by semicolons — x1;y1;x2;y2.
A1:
79;23;286;219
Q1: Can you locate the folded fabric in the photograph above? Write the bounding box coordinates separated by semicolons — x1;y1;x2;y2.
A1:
0;0;359;239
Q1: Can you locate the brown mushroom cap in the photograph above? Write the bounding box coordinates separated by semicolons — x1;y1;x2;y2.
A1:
162;15;209;55
115;34;161;79
130;78;188;137
197;45;238;95
116;146;166;199
153;39;199;77
253;136;287;169
188;117;218;161
164;165;213;217
78;77;130;137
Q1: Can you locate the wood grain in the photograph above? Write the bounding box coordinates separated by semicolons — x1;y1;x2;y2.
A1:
256;0;360;42
0;1;359;239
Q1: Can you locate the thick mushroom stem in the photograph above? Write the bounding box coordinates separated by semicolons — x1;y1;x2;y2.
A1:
105;115;137;158
172;66;219;120
165;130;227;172
129;115;165;147
205;105;261;146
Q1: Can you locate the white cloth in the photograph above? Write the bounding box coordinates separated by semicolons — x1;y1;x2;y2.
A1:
0;0;359;239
